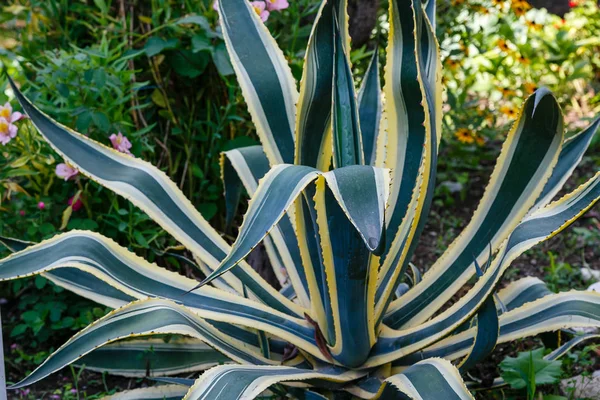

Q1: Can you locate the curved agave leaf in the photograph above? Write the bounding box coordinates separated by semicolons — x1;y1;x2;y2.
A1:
357;48;382;166
386;172;600;368
496;276;553;313
196;165;389;291
222;146;310;306
195;165;320;289
315;167;391;367
7;77;300;318
76;338;229;377
332;13;364;168
457;296;498;372
375;0;440;320
370;171;600;367
376;359;473;399
0;232;320;367
532;116;600;212
384;88;565;329
10;298;326;389
99;385;188;400
398;291;600;370
217;0;298;165
295;0;335;170
183;365;364;400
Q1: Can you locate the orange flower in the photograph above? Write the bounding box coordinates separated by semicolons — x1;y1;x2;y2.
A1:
474;5;490;14
511;0;530;16
455;128;475;144
526;20;542;30
499;87;515;97
497;38;511;52
500;105;518;118
476;136;485;146
445;58;460;69
492;0;504;6
523;82;537;94
517;54;531;64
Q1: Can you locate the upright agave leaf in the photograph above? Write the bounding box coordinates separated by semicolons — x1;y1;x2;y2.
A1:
2;0;599;398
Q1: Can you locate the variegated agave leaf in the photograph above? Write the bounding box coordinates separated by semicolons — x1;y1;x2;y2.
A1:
2;0;600;398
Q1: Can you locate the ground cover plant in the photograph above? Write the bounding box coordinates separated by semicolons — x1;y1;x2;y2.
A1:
1;0;600;399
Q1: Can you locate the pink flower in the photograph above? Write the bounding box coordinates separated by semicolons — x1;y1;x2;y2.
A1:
19;210;25;216
38;201;45;210
109;132;132;154
19;389;30;396
68;196;83;212
250;1;269;21
0;117;18;145
213;0;219;11
0;102;23;123
56;163;79;181
10;343;18;350
265;0;289;11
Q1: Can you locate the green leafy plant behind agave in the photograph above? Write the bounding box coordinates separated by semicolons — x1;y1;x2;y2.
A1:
2;0;600;398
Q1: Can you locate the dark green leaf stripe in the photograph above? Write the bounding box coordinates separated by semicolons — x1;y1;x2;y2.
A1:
100;385;188;400
183;365;364;400
0;235;33;252
374;0;438;319
324;166;388;253
457;296;498;372
533;116;600;210
295;185;333;341
332;15;364;168
376;359;473;399
384;89;564;330
222;146;310;306
383;173;600;368
218;0;297;165
76;338;230;377
10;299;277;388
0;237;285;358
8;77;300;318
195;165;319;289
358;48;382;166
497;277;553;313
0;232;321;365
44;267;136;307
315;167;389;367
295;0;335;169
397;292;600;369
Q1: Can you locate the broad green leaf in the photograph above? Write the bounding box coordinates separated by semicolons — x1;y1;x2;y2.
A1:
500;348;562;390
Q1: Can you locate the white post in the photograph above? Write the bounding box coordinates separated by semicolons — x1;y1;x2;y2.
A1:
0;306;7;400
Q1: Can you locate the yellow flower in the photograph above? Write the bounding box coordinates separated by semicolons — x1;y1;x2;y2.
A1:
500;105;518;118
476;136;485;146
526;20;542;30
499;87;515;97
511;0;530;16
517;54;531;64
445;58;460;69
474;5;490;14
492;0;504;6
523;82;537;94
497;38;511;52
455;128;475;144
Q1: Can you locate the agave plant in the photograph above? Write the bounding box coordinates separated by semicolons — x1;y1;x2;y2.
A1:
2;0;600;398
